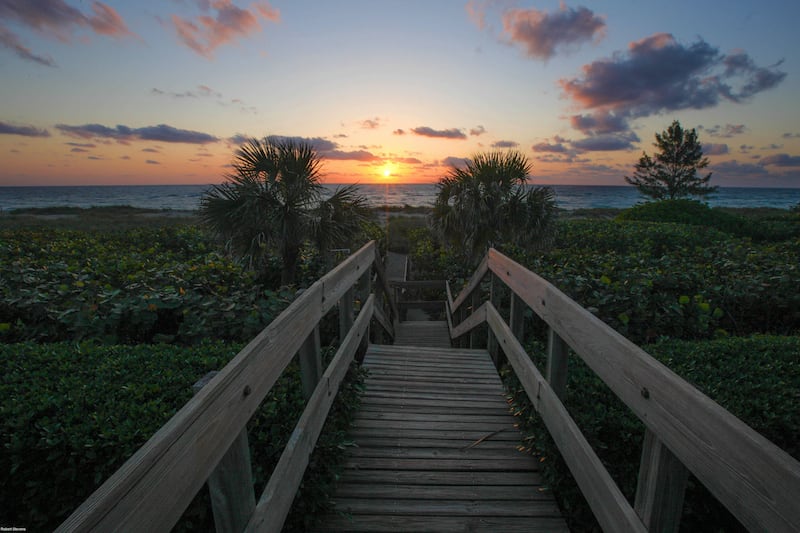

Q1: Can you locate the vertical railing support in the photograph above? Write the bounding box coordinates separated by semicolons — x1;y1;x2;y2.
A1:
298;326;322;399
509;292;525;344
634;429;689;533
193;371;255;533
546;327;568;399
487;274;505;368
339;286;355;341
469;290;481;349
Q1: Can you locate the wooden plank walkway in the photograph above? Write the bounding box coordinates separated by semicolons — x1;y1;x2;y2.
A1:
315;322;568;532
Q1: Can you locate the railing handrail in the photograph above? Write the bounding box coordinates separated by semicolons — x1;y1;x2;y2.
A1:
58;241;395;532
447;248;800;533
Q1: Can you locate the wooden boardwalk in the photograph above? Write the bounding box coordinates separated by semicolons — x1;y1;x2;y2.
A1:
316;322;568;532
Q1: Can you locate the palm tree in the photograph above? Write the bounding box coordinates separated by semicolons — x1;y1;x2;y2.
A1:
431;151;556;262
200;137;370;285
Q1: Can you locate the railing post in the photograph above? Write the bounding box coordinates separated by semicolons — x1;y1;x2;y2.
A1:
193;371;255;533
635;429;689;533
469;290;480;349
509;292;525;344
546;327;568;399
298;326;322;399
487;273;505;368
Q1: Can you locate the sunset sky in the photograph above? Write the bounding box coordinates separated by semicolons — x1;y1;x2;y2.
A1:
1;0;798;187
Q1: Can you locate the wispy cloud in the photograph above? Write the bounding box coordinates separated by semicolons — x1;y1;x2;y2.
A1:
393;129;406;135
359;117;382;129
442;156;469;167
411;126;467;140
171;0;280;58
703;143;730;155
700;124;746;138
532;137;570;153
469;125;487;136
56;123;219;144
491;140;519;148
0;0;134;66
145;159;161;165
760;153;800;167
323;150;379;162
502;4;605;60
0;26;56;66
0;120;50;137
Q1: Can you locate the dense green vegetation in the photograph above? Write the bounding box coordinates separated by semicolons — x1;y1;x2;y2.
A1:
410;202;799;531
0;341;365;531
0;214;369;530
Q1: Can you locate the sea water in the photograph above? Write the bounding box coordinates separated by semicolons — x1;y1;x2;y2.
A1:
0;184;798;212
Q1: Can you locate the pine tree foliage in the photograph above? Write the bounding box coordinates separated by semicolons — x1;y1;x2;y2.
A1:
625;120;717;200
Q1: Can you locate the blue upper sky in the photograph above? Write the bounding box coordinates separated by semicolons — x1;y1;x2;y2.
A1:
1;0;798;186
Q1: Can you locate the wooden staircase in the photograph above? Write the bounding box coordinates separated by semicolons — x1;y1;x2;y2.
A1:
316;324;568;532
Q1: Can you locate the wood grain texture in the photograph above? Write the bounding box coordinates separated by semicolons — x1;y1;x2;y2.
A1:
247;296;374;532
315;340;567;532
487;302;646;533
488;249;800;532
58;242;382;533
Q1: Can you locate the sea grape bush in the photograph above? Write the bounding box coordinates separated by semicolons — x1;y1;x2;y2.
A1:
0;341;366;531
413;218;800;342
0;226;297;344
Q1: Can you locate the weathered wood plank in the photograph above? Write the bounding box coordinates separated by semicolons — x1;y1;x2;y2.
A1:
486;302;646;533
333;483;550;501
330;498;559;516
634;429;689;533
451;253;488;313
317;515;569;532
390;280;447;289
451;301;487;339
488;249;800;533
350;436;521;449
343;456;538;471
246;296;374;532
335;470;541;486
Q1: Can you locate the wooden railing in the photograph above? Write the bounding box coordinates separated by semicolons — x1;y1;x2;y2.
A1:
391;279;447;319
58;241;397;532
446;248;800;533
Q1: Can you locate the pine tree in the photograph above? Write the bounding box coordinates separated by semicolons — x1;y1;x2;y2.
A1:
625;120;716;200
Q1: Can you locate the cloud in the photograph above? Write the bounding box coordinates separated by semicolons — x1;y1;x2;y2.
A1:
571;132;638;152
442;156;469;168
269;135;337;152
322;150;379;162
703;143;729;155
782;133;800;139
171;0;280;58
570;111;629;135
412;126;467;140
359;117;382;129
701;123;746;138
532;139;570;153
393;129;406;135
712;160;768;178
152;84;223;99
470;125;487;136
561;33;786;120
56;123;219;144
146;159;161;165
760;153;800;167
66;142;95;148
70;147;88;153
0;0;134;66
491;140;519;148
0;26;56;66
142;147;160;153
227;133;250;145
396;157;423;165
0;120;50;137
502;4;606;60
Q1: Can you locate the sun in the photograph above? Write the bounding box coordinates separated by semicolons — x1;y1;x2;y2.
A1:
383;168;391;178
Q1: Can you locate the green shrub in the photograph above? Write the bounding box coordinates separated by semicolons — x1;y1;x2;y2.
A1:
617;199;799;241
515;220;800;342
0;227;295;344
504;335;800;532
0;341;365;531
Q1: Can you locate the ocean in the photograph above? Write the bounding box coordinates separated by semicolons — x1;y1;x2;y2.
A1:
0;184;798;212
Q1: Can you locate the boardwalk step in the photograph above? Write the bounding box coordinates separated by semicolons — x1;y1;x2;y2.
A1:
314;342;568;532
